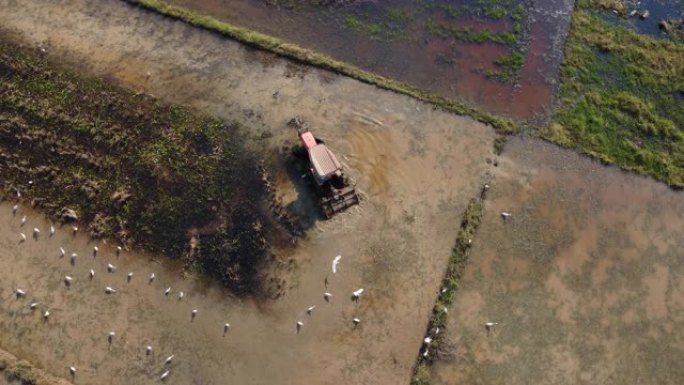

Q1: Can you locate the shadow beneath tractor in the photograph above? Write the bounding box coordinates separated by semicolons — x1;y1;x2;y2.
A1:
280;147;324;232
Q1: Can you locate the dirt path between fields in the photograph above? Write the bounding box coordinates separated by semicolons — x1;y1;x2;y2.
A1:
0;1;496;384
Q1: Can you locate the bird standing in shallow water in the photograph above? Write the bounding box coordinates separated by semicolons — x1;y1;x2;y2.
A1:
20;215;26;226
324;292;332;302
160;370;170;381
19;233;26;243
307;305;316;315
296;321;303;334
164;354;174;365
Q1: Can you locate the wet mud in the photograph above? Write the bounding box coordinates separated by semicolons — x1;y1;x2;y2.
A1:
165;0;575;122
0;0;496;384
432;137;684;385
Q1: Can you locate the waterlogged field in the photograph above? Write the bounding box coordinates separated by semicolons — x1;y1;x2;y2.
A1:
430;138;684;385
0;0;497;384
160;0;575;121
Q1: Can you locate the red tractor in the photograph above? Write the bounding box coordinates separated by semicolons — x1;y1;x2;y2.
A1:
296;128;359;218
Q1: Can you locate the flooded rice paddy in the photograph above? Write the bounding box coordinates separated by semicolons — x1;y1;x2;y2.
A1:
0;0;496;384
432;137;684;385
165;0;575;121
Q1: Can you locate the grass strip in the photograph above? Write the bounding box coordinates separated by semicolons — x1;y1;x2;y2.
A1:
0;348;73;385
410;197;485;385
548;0;684;187
122;0;518;134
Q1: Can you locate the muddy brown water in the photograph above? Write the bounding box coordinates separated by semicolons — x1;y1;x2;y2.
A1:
432;137;684;385
165;0;575;122
0;1;496;384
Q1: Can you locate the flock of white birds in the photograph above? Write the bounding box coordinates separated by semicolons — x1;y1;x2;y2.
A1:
8;202;367;382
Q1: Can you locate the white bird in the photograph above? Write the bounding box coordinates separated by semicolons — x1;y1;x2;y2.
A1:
146;345;152;355
224;323;230;334
501;212;512;220
50;225;55;236
296;321;303;333
72;226;78;234
33;227;40;237
107;263;116;272
108;331;115;343
60;247;66;257
116;245;122;255
20;215;26;226
64;276;73;286
149;273;156;283
352;288;364;301
307;305;316;315
332;255;342;274
19;233;26;242
43;310;50;320
127;272;133;282
16;190;21;198
424;336;433;345
443;306;448;314
15;289;26;298
352;318;361;326
12;204;18;214
484;322;498;331
105;286;117;294
324;292;332;302
29;302;39;310
178;291;184;300
93;246;99;257
422;348;429;358
70;253;77;265
90;269;95;279
191;309;198;320
164;354;174;365
68;366;76;375
164;287;171;296
160;370;170;381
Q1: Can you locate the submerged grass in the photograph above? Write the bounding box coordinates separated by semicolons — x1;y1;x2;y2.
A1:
0;41;276;294
122;0;518;134
0;348;72;385
549;0;684;187
410;197;485;385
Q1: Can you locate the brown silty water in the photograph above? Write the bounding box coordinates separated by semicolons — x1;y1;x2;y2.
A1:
0;0;496;384
432;137;684;385
165;0;576;122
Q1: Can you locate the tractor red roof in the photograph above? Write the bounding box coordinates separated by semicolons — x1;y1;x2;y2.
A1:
300;131;317;149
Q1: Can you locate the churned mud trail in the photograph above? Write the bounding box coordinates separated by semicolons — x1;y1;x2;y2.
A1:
0;1;496;384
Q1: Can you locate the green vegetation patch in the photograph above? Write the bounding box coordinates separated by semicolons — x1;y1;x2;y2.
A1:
549;0;684;187
410;197;485;385
0;41;277;294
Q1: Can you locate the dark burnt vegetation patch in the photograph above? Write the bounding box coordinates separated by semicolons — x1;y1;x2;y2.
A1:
0;41;285;295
